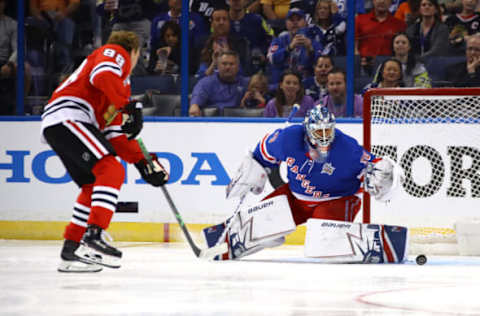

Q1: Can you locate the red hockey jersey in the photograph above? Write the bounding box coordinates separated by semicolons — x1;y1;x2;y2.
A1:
41;44;143;163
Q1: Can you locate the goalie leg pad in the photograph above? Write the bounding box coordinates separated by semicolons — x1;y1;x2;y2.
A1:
304;219;408;263
203;195;295;260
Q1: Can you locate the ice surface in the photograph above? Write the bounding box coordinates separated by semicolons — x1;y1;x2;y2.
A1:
1;240;480;315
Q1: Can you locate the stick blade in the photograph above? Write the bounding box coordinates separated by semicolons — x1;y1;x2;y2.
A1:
198;243;229;260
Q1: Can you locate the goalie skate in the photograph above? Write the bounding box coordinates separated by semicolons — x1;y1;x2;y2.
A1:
75;224;122;269
57;240;102;273
203;219;284;260
202;221;225;260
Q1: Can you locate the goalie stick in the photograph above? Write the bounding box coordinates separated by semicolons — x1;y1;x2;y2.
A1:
137;138;227;259
204;104;302;259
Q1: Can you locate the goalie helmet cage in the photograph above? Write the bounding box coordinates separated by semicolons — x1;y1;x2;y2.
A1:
362;88;480;255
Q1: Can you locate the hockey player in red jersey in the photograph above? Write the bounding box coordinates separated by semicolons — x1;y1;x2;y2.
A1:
41;31;169;272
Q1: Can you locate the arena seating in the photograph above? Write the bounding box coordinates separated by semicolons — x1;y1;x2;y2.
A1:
223;107;265;117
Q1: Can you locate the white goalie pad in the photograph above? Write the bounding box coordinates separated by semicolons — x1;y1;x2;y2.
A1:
228;195;296;259
226;153;268;199
304;219;408;264
364;156;404;202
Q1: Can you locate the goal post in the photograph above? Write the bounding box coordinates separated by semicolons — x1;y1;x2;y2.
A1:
363;88;480;255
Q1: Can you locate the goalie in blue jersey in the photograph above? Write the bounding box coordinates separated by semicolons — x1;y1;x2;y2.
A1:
204;105;407;263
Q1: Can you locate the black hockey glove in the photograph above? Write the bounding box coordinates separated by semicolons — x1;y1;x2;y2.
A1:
135;153;169;187
121;101;143;140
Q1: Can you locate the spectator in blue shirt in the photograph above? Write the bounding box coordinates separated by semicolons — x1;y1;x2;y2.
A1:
303;55;334;101
195;7;251;79
307;0;346;56
189;51;249;116
229;0;274;73
267;8;322;84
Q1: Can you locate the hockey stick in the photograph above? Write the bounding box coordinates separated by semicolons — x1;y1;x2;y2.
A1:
286;103;300;123
137;138;227;259
204;104;301;259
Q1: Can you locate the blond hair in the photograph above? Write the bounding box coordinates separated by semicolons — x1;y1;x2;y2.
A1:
248;72;268;93
106;31;140;53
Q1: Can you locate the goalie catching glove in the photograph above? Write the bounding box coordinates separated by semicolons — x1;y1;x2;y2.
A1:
226;153;268;199
135;153;169;187
364;156;404;202
121;101;143;139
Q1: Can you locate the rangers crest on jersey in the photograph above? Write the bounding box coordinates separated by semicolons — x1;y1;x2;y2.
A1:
321;162;335;175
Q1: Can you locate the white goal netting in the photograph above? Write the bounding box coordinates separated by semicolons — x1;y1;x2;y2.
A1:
364;88;480;255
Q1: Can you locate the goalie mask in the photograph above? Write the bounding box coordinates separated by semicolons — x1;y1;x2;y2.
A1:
304;105;336;162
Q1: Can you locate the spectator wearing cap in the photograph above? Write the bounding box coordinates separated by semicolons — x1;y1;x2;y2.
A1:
267;8;322;84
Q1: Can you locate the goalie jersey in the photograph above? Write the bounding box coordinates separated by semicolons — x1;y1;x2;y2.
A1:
253;124;375;201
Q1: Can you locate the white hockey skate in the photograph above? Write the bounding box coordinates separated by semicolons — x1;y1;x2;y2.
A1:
75;224;122;269
57;239;102;273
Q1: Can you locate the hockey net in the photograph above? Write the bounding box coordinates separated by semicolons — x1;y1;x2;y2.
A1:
363;88;480;255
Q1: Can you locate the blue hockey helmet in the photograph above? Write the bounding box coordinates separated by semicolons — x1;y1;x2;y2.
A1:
304;105;336;161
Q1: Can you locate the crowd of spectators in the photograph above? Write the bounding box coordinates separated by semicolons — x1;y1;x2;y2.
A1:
1;0;480;116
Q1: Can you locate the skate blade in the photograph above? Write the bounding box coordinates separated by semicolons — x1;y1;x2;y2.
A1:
75;245;121;269
57;259;103;273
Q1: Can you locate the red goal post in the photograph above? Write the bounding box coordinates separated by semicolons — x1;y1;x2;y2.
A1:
362;88;480;254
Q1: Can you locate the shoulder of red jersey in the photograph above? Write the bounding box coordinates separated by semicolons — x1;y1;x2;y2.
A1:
89;44;132;84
